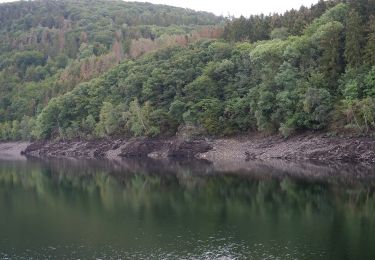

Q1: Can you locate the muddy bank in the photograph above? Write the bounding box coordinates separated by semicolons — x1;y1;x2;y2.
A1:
0;142;30;160
21;134;375;164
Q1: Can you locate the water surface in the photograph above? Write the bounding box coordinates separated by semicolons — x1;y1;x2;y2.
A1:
0;158;375;259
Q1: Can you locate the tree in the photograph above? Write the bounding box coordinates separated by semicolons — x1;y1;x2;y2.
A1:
95;102;125;137
19;116;36;140
168;99;187;124
126;99;158;137
14;51;46;75
183;75;218;102
222;97;255;134
9;120;19;140
254;89;277;132
315;21;345;87
271;27;289;40
81;115;97;138
344;10;364;68
184;98;223;135
0;122;12;141
149;108;177;137
364;17;375;66
78;43;94;60
303;87;332;130
364;66;375;97
35;98;62;139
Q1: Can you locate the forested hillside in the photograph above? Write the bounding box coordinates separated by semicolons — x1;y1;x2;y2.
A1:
1;0;375;140
223;0;339;41
0;0;223;139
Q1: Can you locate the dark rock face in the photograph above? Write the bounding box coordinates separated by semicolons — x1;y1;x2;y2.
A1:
23;141;48;156
119;138;213;159
23;138;213;159
119;140;167;157
92;141;116;158
168;139;213;158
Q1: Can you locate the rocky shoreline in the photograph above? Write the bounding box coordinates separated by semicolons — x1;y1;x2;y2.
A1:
23;137;213;160
16;134;375;164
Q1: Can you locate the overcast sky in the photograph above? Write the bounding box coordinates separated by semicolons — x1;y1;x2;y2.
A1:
0;0;320;17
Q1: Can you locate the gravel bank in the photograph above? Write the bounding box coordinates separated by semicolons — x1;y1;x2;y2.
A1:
20;134;375;165
198;134;375;164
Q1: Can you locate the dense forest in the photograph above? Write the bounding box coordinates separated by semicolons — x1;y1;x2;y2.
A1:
1;0;375;140
0;0;223;140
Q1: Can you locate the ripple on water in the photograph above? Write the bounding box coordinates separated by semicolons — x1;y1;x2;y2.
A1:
0;237;327;260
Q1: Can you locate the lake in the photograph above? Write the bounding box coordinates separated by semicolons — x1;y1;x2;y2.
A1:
0;157;375;259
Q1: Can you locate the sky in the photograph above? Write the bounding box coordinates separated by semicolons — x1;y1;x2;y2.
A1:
0;0;320;17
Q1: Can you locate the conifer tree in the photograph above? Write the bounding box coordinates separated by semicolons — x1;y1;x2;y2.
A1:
365;17;375;66
318;21;345;87
344;10;364;68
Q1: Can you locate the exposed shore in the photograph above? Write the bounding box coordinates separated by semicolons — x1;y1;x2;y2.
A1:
15;134;375;165
0;142;30;160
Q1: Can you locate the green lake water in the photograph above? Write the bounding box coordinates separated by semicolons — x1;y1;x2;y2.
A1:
0;158;375;259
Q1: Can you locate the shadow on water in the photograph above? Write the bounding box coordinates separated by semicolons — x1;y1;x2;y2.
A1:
0;157;375;259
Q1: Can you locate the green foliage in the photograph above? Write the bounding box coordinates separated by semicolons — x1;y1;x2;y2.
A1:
344;10;364;68
184;75;218;102
305;3;348;35
223;1;343;42
14;51;46;74
35;98;62;139
270;27;290;40
81;115;97;138
303;88;332;130
313;21;345;86
254;89;277;133
95;102;125;137
19;116;36;140
2;1;375;140
364;17;375;66
364;67;375;97
223;97;255;134
340;98;375;133
168;100;187;124
0;0;223;140
126;99;161;137
186;98;224;135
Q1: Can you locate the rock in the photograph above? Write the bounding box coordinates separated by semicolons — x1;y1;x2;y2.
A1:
168;138;213;158
245;151;256;160
119;139;166;157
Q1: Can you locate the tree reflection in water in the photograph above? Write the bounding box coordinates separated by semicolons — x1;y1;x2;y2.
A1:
0;158;374;259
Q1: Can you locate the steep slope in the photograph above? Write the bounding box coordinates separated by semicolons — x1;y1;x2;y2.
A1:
0;0;224;131
30;2;375;140
1;0;375;141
